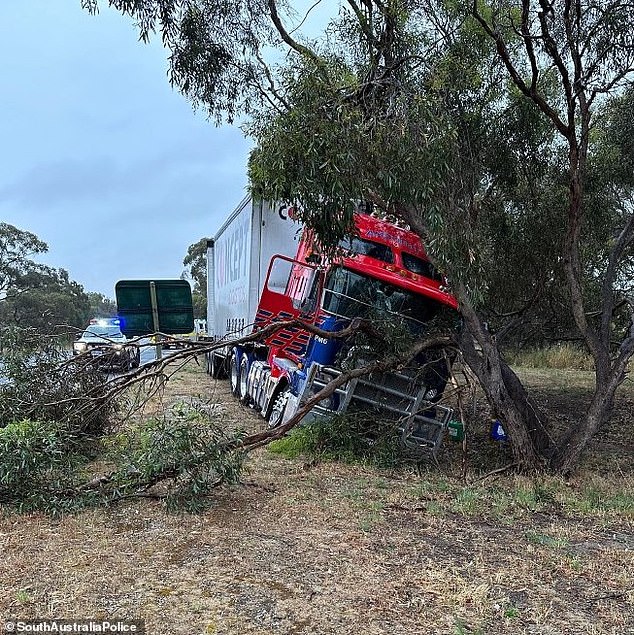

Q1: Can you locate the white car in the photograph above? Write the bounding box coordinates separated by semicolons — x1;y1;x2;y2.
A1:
73;323;140;370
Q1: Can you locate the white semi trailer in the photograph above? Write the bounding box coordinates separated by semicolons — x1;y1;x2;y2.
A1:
205;196;299;374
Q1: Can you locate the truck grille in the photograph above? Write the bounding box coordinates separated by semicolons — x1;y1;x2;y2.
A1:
300;363;452;455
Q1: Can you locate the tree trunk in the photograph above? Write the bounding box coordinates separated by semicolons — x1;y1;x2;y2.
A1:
457;288;553;470
459;334;549;470
552;400;608;474
551;351;630;473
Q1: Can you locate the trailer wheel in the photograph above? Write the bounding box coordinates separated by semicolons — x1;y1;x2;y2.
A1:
230;351;240;396
267;390;290;429
238;354;251;404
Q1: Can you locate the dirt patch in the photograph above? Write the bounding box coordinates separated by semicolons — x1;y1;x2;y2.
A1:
1;361;633;634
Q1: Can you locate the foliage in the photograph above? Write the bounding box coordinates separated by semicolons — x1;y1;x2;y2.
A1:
0;222;49;297
183;237;208;293
105;402;245;511
585;85;634;318
269;413;405;470
0;268;91;333
248;55;458;264
0;375;247;512
182;237;208;319
0;326;114;512
0;326;112;434
0;223;92;333
83;0;273;123
87;292;117;318
0;419;86;512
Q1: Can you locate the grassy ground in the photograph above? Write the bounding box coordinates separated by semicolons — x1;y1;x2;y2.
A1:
1;359;632;635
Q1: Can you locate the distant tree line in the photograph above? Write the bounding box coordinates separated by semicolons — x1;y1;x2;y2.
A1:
182;236;208;320
0;222;116;335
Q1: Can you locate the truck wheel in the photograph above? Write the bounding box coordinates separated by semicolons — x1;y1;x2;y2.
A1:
267;390;290;429
239;355;251;404
230;351;240;396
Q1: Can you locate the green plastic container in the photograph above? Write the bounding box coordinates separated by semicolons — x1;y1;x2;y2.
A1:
447;419;464;442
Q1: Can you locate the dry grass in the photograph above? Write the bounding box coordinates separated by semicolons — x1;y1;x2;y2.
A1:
1;358;633;635
505;344;596;371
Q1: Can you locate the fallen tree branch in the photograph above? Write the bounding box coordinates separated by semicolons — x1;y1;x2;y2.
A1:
470;462;519;484
81;333;455;496
233;334;454;452
41;317;381;423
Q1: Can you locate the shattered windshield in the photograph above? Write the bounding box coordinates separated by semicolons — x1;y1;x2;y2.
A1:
321;267;440;332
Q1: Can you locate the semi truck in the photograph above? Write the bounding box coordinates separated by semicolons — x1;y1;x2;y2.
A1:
205;196;460;454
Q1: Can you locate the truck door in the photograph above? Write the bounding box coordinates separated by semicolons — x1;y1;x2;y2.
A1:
254;255;321;357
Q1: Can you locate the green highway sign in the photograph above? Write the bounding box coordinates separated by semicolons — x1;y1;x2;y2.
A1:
115;279;194;337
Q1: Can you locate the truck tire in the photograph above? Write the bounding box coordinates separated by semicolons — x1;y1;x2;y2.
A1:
230;351;240;396
239;354;251;404
267;390;290;429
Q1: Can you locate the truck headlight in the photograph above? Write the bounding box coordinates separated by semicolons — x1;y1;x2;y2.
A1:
73;342;87;353
113;344;124;350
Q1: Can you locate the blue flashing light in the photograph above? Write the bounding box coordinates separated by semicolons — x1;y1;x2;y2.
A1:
90;316;122;327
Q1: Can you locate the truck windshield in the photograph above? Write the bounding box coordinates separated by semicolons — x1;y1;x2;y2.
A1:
322;267;440;332
401;252;443;282
338;237;394;263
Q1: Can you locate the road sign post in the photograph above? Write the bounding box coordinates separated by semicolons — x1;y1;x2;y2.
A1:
149;281;163;361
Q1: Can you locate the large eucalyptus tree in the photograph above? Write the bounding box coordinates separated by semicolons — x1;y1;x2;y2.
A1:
86;0;634;472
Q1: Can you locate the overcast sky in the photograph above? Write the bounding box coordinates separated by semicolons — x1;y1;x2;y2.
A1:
0;1;252;298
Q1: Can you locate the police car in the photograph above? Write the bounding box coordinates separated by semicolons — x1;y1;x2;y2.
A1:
73;318;140;370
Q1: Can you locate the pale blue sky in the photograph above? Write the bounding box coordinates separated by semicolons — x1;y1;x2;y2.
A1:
0;1;252;297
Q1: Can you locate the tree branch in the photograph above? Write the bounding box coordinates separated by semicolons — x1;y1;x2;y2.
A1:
81;333;456;495
472;0;570;137
600;212;634;345
226;334;455;452
267;0;322;63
